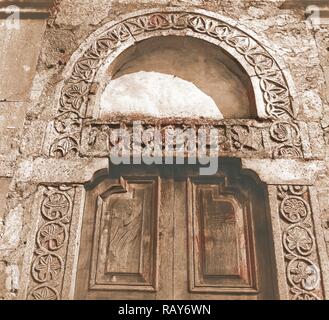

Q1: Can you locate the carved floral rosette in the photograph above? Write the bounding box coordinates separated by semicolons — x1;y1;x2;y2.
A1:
277;185;324;300
79;120;303;159
27;186;75;300
50;10;295;158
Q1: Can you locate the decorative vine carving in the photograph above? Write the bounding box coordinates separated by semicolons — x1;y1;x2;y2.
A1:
277;185;323;300
231;125;263;152
79;120;303;159
270;121;302;158
50;10;295;157
28;186;74;300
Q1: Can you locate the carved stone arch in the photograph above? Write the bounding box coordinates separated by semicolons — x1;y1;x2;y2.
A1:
48;7;298;157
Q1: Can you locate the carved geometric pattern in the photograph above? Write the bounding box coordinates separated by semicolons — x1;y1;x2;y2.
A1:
28;186;75;300
277;185;324;300
50;10;295;157
80;120;303;159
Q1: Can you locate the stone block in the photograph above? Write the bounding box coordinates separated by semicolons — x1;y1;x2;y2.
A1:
0;19;46;101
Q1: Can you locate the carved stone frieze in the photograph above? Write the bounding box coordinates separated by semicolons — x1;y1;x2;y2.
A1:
77;119;303;160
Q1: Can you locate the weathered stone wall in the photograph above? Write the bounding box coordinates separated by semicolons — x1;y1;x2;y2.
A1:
0;0;51;299
0;0;329;300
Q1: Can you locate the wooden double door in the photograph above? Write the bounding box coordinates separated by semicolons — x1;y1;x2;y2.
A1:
75;162;276;300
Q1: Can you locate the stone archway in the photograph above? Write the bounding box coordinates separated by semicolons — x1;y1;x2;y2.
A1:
45;8;298;158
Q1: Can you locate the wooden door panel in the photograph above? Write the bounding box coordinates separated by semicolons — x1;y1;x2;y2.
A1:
75;166;173;300
188;179;257;293
173;164;276;300
89;178;158;292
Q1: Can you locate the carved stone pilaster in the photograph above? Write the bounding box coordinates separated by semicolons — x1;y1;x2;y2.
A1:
276;185;324;300
24;185;85;300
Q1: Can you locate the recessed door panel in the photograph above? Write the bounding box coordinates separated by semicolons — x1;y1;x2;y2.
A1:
188;180;257;293
75;166;172;300
89;178;158;292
